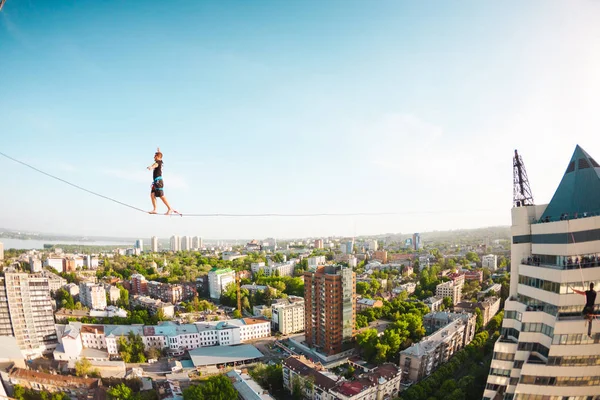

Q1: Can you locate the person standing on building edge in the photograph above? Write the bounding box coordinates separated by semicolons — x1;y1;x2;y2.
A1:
148;147;178;215
571;282;597;337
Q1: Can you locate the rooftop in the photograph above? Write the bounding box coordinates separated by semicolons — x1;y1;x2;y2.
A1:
9;367;99;389
282;356;338;391
541;145;600;221
189;344;263;367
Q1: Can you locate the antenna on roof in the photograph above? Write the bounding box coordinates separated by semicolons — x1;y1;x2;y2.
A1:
513;150;535;207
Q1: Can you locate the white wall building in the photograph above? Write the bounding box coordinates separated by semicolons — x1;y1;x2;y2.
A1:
29;257;42;273
44;257;64;271
0;273;58;358
170;235;180;252
0;242;3;261
192;236;202;250
435;280;462;305
482;254;498;271
208;267;236;300
181;236;191;251
271;296;305;335
307;256;326;268
483;145;600;400
79;282;107;310
54;318;270;360
151;236;159;253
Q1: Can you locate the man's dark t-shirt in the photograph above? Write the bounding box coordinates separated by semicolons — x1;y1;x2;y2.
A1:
153;160;163;180
585;290;597;309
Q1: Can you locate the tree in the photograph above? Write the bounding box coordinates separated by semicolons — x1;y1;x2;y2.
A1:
442;296;453;309
13;385;25;400
107;383;133;400
356;282;370;295
146;346;161;360
356;314;369;329
232;309;242;319
75;358;100;377
156;307;167;321
183;375;236;400
474;307;484;332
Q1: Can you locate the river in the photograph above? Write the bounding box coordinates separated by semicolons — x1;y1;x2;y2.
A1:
0;238;134;250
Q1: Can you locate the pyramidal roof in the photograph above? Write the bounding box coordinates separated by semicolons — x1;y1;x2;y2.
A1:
541;145;600;221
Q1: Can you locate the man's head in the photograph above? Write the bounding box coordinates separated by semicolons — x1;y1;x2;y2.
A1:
154;152;163;161
591;282;595;290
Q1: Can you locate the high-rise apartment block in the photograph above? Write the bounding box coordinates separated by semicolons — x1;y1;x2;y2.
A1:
208;267;236;300
192;236;202;249
271;296;305;335
413;233;422;250
170;235;180;252
0;241;4;261
482;254;498;271
304;265;356;356
483;146;600;400
314;239;324;249
151;236;159;253
0;273;57;358
435;280;462;305
181;236;191;251
135;239;143;252
79;282;107;310
131;274;148;295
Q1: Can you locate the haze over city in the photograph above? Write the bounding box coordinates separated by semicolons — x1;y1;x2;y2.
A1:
2;1;600;240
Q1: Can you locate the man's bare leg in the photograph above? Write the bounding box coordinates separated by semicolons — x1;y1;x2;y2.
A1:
149;193;157;214
160;195;177;215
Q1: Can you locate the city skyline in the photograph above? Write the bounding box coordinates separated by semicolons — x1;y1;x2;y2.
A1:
2;1;600;239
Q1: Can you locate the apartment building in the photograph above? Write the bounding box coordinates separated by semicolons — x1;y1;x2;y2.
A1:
271;296;305;335
454;296;501;326
208;267;235;300
307;256;326;268
147;281;183;304
130;273;148;295
483;145;600;400
151;236;159;253
54;318;271;360
423;296;444;312
0;273;58;358
130;295;175;318
170;235;180;252
400;312;476;383
372;250;388;264
304;265;356;356
79;282;107;310
282;356;402;400
356;298;383;312
482;254;498;271
435;280;462;305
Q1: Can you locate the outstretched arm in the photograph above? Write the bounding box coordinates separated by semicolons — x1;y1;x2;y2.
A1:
569;286;586;295
147;162;158;170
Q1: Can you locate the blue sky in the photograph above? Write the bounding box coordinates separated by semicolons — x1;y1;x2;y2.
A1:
1;1;600;239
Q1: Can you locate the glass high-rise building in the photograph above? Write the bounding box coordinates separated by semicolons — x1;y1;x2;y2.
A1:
483;146;600;400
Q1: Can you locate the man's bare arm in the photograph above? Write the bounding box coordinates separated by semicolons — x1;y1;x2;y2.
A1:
569;286;586;295
147;162;158;170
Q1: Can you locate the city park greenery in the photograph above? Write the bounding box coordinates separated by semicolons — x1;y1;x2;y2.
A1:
183;374;237;400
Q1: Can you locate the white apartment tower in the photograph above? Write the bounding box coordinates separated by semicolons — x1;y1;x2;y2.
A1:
170;235;180;252
79;282;107;310
181;236;191;251
208;267;236;300
483;146;600;400
0;273;57;358
151;236;159;253
0;241;4;261
271;296;305;335
192;236;202;250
